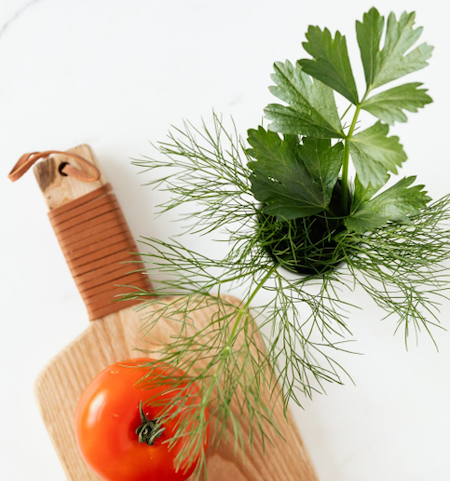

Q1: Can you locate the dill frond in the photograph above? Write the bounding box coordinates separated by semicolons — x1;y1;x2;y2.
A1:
122;114;450;478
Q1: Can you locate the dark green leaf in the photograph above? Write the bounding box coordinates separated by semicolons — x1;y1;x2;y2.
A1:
361;82;432;124
372;11;433;89
298;138;344;206
356;7;385;88
348;121;407;188
247;127;327;220
351;174;384;213
346;176;431;233
300;26;359;104
265;60;344;138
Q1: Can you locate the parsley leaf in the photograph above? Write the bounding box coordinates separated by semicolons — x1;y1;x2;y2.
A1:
298;138;344;206
351;175;383;213
265;60;344;138
255;9;433;227
247;127;331;220
299;26;359;104
348;121;407;188
361;82;432;124
356;7;385;88
357;9;433;91
346;176;431;233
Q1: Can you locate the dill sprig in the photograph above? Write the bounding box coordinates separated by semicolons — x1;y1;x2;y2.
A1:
125;113;450;479
122;9;447;478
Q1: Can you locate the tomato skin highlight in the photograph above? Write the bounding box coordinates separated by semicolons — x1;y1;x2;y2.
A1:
74;358;208;481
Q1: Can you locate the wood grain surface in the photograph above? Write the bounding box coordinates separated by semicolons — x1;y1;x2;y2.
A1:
33;146;319;481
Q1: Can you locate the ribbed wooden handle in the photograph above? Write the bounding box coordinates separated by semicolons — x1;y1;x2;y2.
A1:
33;145;151;320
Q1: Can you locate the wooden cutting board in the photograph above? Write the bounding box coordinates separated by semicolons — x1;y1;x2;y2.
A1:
25;145;319;481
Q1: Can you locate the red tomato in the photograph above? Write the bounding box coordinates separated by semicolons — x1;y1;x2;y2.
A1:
74;358;208;481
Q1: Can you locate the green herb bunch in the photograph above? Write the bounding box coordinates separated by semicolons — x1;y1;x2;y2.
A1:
127;8;450;478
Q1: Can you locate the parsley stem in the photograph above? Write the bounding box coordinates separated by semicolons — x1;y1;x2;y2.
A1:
340;91;369;215
341;141;351;215
340;104;352;121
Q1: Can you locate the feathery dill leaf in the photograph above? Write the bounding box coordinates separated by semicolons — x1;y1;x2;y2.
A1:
122;9;448;479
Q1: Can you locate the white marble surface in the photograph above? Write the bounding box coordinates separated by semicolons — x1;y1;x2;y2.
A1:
1;0;450;479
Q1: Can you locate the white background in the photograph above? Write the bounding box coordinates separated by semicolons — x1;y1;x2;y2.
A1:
1;0;450;480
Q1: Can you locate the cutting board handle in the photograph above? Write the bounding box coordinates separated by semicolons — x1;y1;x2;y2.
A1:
13;145;152;320
12;144;320;481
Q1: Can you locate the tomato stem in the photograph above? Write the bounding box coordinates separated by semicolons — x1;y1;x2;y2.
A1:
136;401;165;446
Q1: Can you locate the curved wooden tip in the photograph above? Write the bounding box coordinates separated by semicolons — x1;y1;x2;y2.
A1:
33;145;107;210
